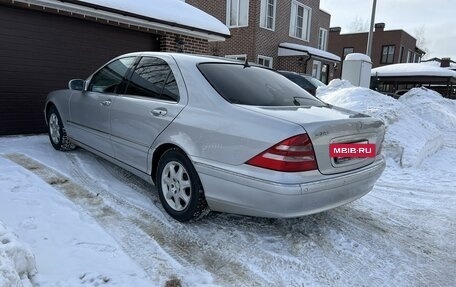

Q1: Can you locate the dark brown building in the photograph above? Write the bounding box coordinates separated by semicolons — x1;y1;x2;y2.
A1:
328;23;425;78
0;0;228;135
186;0;340;84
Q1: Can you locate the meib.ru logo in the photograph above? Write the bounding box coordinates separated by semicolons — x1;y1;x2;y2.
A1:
329;142;376;158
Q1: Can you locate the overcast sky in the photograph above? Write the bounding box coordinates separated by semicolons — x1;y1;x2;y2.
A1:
319;0;456;60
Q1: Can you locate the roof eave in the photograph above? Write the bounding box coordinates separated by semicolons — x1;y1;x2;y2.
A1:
13;0;229;41
278;45;341;62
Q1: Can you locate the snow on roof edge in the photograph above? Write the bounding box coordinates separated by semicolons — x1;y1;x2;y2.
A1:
75;0;230;37
345;53;371;62
371;63;456;78
279;42;341;62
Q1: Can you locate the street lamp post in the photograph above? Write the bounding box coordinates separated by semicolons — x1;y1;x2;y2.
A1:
366;0;377;57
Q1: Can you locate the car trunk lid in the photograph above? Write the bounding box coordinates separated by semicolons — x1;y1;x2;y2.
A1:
239;105;385;175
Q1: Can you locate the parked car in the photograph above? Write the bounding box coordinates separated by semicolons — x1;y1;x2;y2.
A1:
383;89;409;99
44;52;385;222
279;71;326;96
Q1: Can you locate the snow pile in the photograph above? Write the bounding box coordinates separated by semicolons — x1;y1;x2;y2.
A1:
317;80;444;167
0;221;36;287
399;87;456;131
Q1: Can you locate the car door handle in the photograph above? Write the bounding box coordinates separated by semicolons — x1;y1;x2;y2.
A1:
100;100;111;106
151;108;168;117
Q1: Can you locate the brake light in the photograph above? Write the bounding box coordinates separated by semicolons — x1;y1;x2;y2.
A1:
246;134;318;172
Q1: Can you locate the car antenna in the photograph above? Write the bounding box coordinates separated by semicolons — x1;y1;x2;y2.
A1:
243;57;250;68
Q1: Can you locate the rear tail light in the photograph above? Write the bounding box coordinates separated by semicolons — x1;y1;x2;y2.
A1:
246;134;318;172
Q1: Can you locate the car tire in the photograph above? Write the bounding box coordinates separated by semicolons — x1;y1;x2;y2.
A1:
156;148;209;222
47;105;76;151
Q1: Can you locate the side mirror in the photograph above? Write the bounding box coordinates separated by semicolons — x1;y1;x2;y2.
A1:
68;79;85;91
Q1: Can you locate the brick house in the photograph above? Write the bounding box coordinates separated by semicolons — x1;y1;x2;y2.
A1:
186;0;341;84
0;0;229;135
328;23;426;78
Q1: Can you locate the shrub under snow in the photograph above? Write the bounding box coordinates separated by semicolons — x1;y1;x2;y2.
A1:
317;80;444;167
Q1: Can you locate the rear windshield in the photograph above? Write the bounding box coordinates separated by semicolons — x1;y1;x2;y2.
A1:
198;63;326;106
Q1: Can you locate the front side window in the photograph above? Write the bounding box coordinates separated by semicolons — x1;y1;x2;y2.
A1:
198;63;325;107
343;47;354;59
227;0;249;27
125;57;179;102
260;0;276;30
289;1;311;41
257;55;273;68
318;28;328;50
381;45;395;64
89;57;135;93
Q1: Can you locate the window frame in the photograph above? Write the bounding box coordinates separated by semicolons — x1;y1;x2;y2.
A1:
260;0;276;31
318;28;328;50
380;45;395;64
226;0;249;28
289;1;312;42
407;50;414;63
257;55;273;68
343;47;354;59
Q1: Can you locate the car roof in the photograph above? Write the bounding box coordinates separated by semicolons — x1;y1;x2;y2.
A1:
119;51;236;64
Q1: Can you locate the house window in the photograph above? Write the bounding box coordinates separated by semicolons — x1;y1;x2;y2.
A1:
257;55;273;68
413;53;420;63
227;0;249;28
381;45;395;64
318;28;328;50
399;46;404;63
343;47;354;59
260;0;276;30
312;60;321;79
225;54;247;62
289;1;311;41
407;50;414;63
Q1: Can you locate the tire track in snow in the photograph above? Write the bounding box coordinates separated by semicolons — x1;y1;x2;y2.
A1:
5;150;456;286
4;153;266;287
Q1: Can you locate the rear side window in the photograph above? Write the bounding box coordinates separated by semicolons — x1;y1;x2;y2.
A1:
125;57;179;102
198;63;324;106
89;57;135;93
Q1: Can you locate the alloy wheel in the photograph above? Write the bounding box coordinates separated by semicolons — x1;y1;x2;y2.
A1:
49;113;61;144
161;161;192;211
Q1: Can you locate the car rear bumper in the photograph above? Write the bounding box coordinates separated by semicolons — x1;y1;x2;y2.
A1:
195;156;385;218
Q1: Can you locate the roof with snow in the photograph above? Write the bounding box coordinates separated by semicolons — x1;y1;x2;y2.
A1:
17;0;230;40
420;60;456;70
371;63;456;78
278;42;341;62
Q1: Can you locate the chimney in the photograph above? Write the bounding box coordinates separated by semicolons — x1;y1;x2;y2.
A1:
330;27;341;34
374;23;385;32
441;58;450;68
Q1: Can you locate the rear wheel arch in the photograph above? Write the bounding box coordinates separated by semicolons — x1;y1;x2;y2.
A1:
151;143;186;184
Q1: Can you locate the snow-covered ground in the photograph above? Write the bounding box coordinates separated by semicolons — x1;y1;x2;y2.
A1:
1;84;455;286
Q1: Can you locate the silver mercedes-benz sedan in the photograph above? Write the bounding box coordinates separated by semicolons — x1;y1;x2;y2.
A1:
44;52;385;222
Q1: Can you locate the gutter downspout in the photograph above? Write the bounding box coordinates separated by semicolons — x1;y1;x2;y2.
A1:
304;53;312;75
